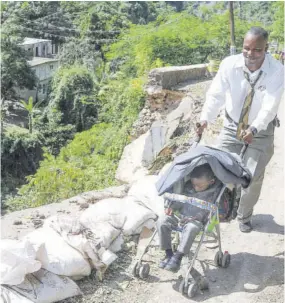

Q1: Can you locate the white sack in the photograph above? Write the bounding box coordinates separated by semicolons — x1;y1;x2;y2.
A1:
80;200;125;248
128;175;165;218
0;239;41;286
23;227;91;277
44;215;120;270
10;269;81;303
122;196;157;235
1;286;34;303
80;197;157;237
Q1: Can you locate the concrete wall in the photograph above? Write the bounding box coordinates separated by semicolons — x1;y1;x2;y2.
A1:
147;64;208;91
33;61;59;81
17;79;52;102
17;60;59;101
22;41;53;58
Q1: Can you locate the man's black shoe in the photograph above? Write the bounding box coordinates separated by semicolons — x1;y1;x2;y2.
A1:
239;222;253;233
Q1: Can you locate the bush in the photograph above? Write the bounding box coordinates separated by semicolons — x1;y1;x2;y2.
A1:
47;65;98;132
1;126;43;207
7;74;145;210
6;123;128;210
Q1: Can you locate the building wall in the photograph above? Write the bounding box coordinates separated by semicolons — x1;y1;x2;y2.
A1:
17;61;59;102
33;61;59;81
16;78;51;102
22;41;53;58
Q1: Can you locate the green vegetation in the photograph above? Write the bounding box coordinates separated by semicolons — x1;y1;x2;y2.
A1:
1;1;284;210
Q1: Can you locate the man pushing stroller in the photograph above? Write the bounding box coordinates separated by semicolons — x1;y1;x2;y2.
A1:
157;163;221;272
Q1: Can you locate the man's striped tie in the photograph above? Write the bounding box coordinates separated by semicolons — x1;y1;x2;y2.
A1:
236;70;263;140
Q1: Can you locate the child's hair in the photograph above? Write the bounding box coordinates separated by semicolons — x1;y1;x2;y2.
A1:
190;163;215;181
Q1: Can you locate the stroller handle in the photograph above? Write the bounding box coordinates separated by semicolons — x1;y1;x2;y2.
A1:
195;122;202;143
164;193;217;213
240;143;248;158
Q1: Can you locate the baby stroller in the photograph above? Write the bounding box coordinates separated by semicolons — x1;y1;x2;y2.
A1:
132;135;251;298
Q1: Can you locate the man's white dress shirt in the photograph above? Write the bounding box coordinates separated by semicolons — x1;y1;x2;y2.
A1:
200;53;284;132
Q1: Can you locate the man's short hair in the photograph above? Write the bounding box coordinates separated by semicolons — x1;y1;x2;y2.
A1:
190;163;215;181
246;26;269;41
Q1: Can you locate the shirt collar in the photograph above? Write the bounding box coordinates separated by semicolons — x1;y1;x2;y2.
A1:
234;53;270;74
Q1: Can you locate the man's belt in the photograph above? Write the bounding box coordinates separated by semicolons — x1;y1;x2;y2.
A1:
225;110;280;128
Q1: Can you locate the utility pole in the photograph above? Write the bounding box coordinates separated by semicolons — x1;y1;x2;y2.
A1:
229;1;236;55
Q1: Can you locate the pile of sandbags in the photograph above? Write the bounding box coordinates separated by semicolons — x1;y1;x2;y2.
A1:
0;239;81;303
1;176;165;302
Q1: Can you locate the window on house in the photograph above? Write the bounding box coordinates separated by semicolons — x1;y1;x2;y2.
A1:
50;65;54;70
43;84;46;94
35;47;39;57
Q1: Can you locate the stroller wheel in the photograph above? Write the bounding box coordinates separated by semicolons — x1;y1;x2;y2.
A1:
178;279;187;294
187;282;198;298
214;251;223;267
139;263;150;279
198;277;209;290
221;252;231;268
132;261;139;277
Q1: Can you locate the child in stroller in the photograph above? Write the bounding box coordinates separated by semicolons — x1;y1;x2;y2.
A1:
157;163;222;272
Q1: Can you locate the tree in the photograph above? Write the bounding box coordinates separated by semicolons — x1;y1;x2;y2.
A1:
269;2;284;45
47;66;98;132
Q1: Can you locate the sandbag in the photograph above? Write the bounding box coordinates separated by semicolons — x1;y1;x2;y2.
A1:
1;286;34;303
0;239;41;286
44;215;120;271
23;227;91;277
80;197;157;237
80;200;125;247
128;175;165;218
10;269;82;303
122;196;157;235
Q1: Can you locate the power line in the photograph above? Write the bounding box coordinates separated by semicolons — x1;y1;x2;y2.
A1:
14;16;121;35
16;24;119;43
6;12;193;45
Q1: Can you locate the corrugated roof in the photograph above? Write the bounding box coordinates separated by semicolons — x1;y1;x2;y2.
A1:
20;37;52;45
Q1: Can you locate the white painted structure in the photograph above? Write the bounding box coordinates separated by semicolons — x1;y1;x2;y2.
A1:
18;38;60;101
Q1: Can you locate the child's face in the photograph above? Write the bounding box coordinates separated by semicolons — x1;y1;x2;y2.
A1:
191;177;215;192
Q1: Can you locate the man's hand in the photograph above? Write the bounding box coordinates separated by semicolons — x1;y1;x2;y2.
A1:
242;129;254;144
196;121;208;135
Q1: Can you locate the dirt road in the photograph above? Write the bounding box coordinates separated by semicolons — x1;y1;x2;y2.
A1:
61;99;284;303
123;100;285;303
1;96;283;303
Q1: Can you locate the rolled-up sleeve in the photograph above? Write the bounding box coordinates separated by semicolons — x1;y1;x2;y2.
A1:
251;67;284;132
200;59;230;122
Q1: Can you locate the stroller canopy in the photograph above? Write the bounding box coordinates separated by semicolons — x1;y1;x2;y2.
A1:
156;145;252;196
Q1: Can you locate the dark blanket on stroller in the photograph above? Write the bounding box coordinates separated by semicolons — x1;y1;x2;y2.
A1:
156;145;252;196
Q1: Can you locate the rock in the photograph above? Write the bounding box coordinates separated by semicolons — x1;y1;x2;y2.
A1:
115;132;149;184
122;241;137;252
13;220;23;225
79;202;89;209
39;214;46;219
209;276;217;282
77;185;129;204
32;219;43;228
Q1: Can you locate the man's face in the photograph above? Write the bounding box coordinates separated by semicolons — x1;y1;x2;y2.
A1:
242;34;267;71
191;177;214;192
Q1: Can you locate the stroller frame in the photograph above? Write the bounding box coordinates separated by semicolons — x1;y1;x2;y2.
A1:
132;142;249;298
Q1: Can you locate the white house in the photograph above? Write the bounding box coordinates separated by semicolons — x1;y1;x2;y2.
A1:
18;38;60;101
20;37;58;58
18;57;60;102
